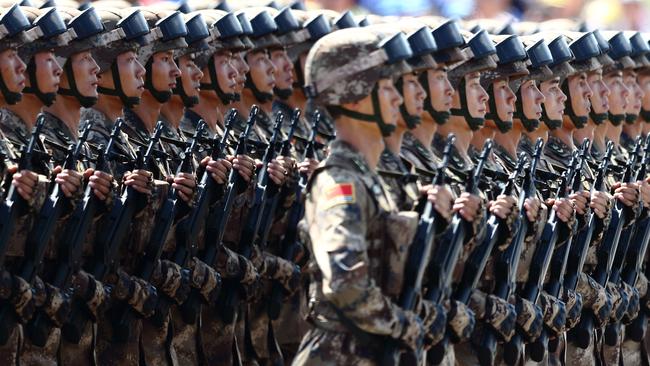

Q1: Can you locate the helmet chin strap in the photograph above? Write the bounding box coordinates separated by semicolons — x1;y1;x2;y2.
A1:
0;64;22;105
172;75;199;108
244;72;274;103
640;108;650;122
589;110;608;125
23;59;57;106
97;61;141;109
143;58;172;104
513;88;540;132
625;113;639;124
395;76;421;129
561;79;588;129
608;112;626;126
200;57;238;105
484;83;513;133
273;86;293;100
419;70;450;125
58;60;97;108
450;78;484;131
328;83;396;137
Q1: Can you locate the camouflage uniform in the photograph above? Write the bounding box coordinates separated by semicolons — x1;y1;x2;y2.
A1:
376;149;420;212
294;140;420;365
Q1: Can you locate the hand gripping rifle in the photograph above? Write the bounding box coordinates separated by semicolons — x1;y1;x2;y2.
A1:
179;107;261;324
426;139;493;364
267;109;317;321
623;137;650;342
0;116;46;272
5;121;93;347
475;144;543;366
604;135;650;346
380;134;455;366
516;141;587;363
30;119;126;345
64;122;164;344
570;137;643;348
114;121;207;340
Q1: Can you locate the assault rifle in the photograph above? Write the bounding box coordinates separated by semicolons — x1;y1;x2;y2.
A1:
179;107;261;324
475;145;543;366
381;134;455;366
65;122;165;344
570;137;643;348
6;121;93;347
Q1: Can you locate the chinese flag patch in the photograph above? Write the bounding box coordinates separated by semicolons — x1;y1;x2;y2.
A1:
323;183;356;208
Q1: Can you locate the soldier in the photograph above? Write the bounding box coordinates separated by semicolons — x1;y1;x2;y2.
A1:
294;26;436;365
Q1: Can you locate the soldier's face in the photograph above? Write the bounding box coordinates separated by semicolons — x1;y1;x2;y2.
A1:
178;54;203;99
401;72;425;120
207;51;237;95
638;72;650;112
624;70;644;115
65;51;99;98
232;51;249;93
245;50;275;94
269;48;293;91
587;69;610;115
113;51;145;98
520;79;545;121
539;78;566;121
426;68;453;113
0;48;26;95
604;71;629;116
566;72;592;118
490;78;516;122
464;72;489;119
377;78;402;126
32;51;62;94
151;51;181;93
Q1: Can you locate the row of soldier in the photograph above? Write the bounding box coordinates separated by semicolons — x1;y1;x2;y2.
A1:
0;0;646;366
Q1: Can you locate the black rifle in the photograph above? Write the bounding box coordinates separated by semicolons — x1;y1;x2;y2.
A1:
514;141;587;363
114;121;207;339
30;120;126;345
475;146;543;366
65;122;165;344
0;116;46;271
5;121;93;347
179;107;259;324
604;135;650;345
381;134;455;366
570;137;643;348
267;110;320;320
213;112;285;323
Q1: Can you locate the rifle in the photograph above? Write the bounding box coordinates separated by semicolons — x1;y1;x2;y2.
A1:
2;121;92;347
212;112;285;324
514;141;586;363
475;145;543;366
113;121;207;340
570;137;643;348
64;122;165;344
267;110;319;320
381;134;455;366
27;120;126;345
604;135;650;345
179;107;259;324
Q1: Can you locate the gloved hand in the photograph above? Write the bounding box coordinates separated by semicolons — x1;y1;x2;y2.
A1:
417;299;447;346
621;282;640;324
607;281;628;324
189;258;222;305
469;290;516;342
42;283;70;327
11;275;35;322
563;288;583;331
397;310;425;352
577;272;612;327
111;270;158;318
152;259;191;305
71;270;107;320
446;299;475;343
515;295;544;341
539;292;566;336
260;253;301;295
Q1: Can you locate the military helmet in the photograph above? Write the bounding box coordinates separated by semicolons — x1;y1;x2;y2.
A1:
136;9;188;65
447;29;498;89
272;7;310;47
427;19;466;65
591;29;615;70
17;7;76;62
565;31;601;73
285;10;330;62
55;7;122;62
601;31;636;73
627;31;650;69
466;18;515;36
480;34;529;88
0;4;43;51
236;7;281;50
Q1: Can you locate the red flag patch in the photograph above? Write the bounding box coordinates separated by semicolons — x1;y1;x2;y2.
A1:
323;183;356;209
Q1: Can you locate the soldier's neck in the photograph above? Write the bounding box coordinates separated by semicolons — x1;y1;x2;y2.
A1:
242;89;273;115
622;121;642;140
438;115;472;161
286;90;306;111
494;122;522;159
231;99;249;120
94;94;123;123
572;120;595;146
592;122;608;151
524;125;548;144
606;123;622;144
159;96;184;129
336;117;384;170
7;94;43;129
191;91;220;133
44;95;81;139
643;121;650;136
409;117;437;151
384;125;405;155
549;122;575;150
470;125;495;151
131;91;163;133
